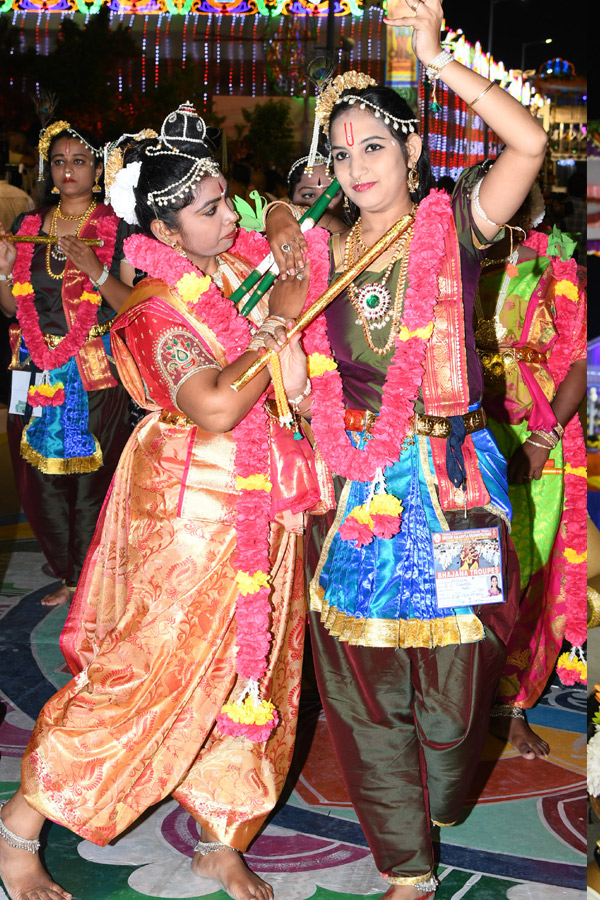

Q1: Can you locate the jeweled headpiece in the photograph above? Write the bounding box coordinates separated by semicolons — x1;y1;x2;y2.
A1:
103;104;220;226
306;70;420;174
287;152;327;186
37;119;102;181
145;102;220;208
339;96;419;134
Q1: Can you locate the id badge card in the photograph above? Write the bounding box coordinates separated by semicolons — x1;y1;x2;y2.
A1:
9;370;43;417
431;526;504;609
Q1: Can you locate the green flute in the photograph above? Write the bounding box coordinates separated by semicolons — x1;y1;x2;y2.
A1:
230;178;341;314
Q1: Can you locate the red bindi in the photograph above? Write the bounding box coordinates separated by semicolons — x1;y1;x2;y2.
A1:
64;140;71;157
344;123;354;147
218;180;226;196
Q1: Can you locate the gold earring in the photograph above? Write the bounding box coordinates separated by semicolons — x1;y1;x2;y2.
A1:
343;195;351;212
92;174;102;194
407;166;420;194
171;241;189;261
51;185;60;194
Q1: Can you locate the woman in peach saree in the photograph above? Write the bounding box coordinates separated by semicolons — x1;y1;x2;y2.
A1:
0;105;329;900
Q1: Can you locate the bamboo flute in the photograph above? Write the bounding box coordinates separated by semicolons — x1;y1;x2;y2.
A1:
3;235;104;246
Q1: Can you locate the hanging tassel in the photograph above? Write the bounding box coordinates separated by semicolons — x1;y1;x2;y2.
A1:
305;106;323;177
339;468;404;546
269;350;299;434
556;646;587;685
28;370;65;408
217;679;279;742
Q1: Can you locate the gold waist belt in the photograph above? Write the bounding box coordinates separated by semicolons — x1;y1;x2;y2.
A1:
344;407;487;439
477;345;547;380
41;319;113;348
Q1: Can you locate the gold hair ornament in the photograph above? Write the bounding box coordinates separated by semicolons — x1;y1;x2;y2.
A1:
306;70;419;176
38;120;102;182
103;129;158;198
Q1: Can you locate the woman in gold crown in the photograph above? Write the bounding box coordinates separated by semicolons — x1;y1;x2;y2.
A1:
262;0;549;895
0;121;135;607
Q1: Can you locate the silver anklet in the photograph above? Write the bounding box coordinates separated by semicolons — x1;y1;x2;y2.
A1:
0;801;41;854
193;838;238;856
490;704;526;719
416;875;439;893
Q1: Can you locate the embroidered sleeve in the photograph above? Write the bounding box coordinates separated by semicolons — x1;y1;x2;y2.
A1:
156;328;221;409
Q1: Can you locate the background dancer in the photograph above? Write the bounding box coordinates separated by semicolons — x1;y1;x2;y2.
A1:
0;120;134;607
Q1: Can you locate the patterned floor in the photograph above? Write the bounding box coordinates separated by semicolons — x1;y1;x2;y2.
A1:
0;420;587;900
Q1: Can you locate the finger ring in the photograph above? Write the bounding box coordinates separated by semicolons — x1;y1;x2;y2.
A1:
281;243;292;253
296;274;304;281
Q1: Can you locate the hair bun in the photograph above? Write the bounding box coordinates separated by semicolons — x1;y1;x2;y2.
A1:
160;102;208;150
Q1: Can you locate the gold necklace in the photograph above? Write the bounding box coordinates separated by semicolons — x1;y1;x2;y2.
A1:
56;201;92;222
344;219;413;357
45;200;97;280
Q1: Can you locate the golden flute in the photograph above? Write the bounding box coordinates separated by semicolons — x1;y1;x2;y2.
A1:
231;213;414;393
4;235;104;246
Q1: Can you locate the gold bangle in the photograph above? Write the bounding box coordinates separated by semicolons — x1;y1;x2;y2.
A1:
468;81;495;109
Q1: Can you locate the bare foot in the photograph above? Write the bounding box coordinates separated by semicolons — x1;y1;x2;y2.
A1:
0;796;71;900
490;713;550;759
41;585;71;607
191;847;273;900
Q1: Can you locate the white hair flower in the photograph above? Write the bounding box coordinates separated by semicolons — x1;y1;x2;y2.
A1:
109;160;142;225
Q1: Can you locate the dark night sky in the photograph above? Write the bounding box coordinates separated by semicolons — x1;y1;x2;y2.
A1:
441;0;586;78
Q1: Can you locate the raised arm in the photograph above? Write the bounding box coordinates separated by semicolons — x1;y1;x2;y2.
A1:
385;0;548;240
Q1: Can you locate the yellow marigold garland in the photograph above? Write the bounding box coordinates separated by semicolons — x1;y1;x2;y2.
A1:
307;352;338;377
235;570;270;595
236;474;273;491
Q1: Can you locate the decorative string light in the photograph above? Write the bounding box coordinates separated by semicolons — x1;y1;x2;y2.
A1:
228;14;234;93
141;14;147;93
35;10;40;56
182;12;188;69
251;14;257;98
154;14;161;88
238;15;244;94
215;12;221;94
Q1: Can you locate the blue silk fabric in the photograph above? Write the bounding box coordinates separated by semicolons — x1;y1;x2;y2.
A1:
20;338;100;466
319;404;511;629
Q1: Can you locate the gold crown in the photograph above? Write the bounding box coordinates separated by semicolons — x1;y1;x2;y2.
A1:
315;71;377;135
38;120;72;161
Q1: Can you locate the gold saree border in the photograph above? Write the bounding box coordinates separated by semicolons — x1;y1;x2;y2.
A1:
20;423;103;474
309;584;484;649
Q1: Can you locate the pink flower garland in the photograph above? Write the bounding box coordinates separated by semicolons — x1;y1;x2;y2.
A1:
12;210;117;373
124;228;330;740
524;230;587;681
302;190;453;482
